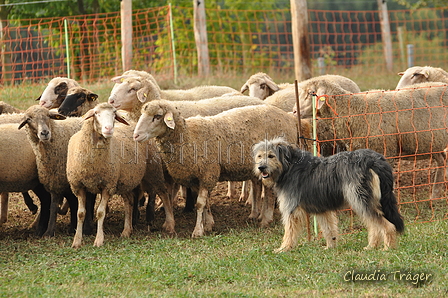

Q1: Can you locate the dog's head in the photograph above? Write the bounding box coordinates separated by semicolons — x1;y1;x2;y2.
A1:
253;138;292;188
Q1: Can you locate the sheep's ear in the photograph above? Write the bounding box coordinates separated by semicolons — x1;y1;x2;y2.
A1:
266;80;280;94
240;83;249;93
164;112;175;129
317;95;327;110
49;110;66;120
87;93;99;101
137;80;160;103
82;109;95;121
18;118;28;130
398;71;404;76
115;113;130;126
111;75;131;84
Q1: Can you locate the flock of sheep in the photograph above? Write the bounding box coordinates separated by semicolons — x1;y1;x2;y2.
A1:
0;65;447;248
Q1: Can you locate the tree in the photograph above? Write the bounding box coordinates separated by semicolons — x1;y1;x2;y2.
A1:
393;0;448;9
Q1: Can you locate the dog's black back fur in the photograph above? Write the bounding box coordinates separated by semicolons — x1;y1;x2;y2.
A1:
273;144;404;233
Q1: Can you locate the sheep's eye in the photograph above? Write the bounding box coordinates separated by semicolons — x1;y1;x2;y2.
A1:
268;154;275;158
128;88;136;93
260;83;267;90
153;115;162;121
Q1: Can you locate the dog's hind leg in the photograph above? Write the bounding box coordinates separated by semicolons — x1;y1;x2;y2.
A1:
248;178;262;221
275;207;307;253
316;211;338;249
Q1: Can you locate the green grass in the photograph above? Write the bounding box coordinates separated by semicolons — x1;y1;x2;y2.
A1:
1;220;447;297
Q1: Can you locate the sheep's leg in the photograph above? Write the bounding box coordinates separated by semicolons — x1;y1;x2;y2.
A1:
32;184;50;236
248;178;262;220
0;192;8;225
94;190;110;247
430;153;447;200
238;180;250;202
72;189;87;249
65;192;79;235
22;192;38;214
226;181;238;200
43;193;62;237
159;192;176;234
121;193;133;238
192;187;209;238
259;186;275;227
58;198;69;215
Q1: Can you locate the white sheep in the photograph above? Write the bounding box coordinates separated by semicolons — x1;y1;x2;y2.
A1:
396;66;448;89
133;100;303;237
108;71;238;117
0;123;51;235
68;103;147;248
240;72;293;100
0;101;22;114
294;81;448;200
18;105;95;237
37;77;80;109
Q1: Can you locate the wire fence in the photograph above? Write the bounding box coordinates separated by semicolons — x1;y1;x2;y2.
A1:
0;6;447;84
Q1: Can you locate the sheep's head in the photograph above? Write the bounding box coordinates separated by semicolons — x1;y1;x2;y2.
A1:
240;72;280;100
108;76;161;111
18;105;66;142
83;103;129;138
133;100;176;142
36;77;80;109
58;87;98;116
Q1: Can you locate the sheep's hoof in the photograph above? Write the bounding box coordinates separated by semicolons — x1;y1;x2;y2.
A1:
191;229;204;238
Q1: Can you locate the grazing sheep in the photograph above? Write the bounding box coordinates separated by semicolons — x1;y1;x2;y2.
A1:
57;87;99;117
294;81;448;200
0;101;22;114
18;105;95;237
0;123;51;235
108;71;238;118
68;103;147;248
396;66;448;89
133;100;305;237
37;77;80;109
240;72;293;100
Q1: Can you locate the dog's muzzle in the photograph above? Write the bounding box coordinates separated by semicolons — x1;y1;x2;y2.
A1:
258;165;270;178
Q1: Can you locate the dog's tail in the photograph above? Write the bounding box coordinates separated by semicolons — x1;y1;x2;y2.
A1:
375;164;405;234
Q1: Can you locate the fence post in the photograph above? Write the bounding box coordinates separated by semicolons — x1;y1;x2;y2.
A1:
169;4;178;84
64;18;71;79
407;44;414;68
193;0;210;76
290;0;312;81
121;0;133;72
377;0;393;72
317;57;325;75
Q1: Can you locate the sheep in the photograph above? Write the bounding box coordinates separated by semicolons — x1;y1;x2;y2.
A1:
108;71;239;117
0;101;22;114
240;72;293;100
0;123;51;235
133;100;307;237
18;105;95;237
57;87;99;117
396;66;448;89
294;81;448;200
274;74;360;116
67;103;148;248
36;77;80;109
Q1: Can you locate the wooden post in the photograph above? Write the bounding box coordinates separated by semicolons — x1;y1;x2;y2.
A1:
377;0;393;72
121;0;132;72
290;0;312;81
193;0;210;76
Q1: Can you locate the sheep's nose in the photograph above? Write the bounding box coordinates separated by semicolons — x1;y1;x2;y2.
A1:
40;130;49;137
108;97;114;104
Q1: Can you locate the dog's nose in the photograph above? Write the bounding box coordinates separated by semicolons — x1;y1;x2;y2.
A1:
258;165;267;172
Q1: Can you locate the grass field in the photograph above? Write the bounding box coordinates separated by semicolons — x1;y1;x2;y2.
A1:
0;70;447;297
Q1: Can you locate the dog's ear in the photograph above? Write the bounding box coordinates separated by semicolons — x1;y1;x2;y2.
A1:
275;143;292;167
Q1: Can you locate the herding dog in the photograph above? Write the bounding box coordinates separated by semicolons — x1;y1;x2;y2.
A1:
253;138;404;252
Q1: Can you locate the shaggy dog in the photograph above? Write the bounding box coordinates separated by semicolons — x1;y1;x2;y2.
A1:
253;138;404;252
